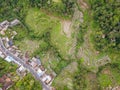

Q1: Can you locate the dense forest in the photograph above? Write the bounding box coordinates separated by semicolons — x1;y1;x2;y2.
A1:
91;0;120;51
0;0;75;21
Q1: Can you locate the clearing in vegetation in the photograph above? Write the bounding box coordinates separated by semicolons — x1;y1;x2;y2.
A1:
25;8;73;59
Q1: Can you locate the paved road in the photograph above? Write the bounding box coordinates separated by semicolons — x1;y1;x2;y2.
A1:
0;38;51;90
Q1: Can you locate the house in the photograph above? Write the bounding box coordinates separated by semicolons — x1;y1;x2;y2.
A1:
5;42;10;48
24;51;29;61
8;47;21;57
32;57;41;65
5;56;14;62
30;61;38;68
5;56;21;65
14;51;20;57
36;68;45;77
3;37;10;48
30;57;41;68
39;65;45;71
36;65;46;77
0;20;9;26
0;50;5;58
0;74;13;90
0;20;9;31
8;47;16;54
17;66;27;77
8;40;13;47
9;19;20;27
41;74;53;85
11;45;18;50
18;66;26;72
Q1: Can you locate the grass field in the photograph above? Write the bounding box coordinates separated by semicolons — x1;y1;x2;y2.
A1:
26;8;54;37
25;8;72;59
50;22;72;59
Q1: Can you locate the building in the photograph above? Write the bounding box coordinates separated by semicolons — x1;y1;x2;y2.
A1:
14;51;20;57
0;20;9;31
3;37;11;48
0;50;6;58
32;57;41;65
30;60;38;68
30;57;41;68
41;74;53;85
11;45;18;50
0;20;9;26
0;74;13;90
5;56;21;66
17;65;27;77
8;47;16;54
24;51;29;61
39;65;45;71
8;47;21;57
37;68;45;77
5;56;14;62
8;40;13;47
9;19;20;27
36;65;46;77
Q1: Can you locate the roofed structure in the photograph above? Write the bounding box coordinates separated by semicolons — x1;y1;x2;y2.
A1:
0;74;13;90
9;19;20;27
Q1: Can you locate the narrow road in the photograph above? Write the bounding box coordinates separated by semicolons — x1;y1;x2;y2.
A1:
0;37;50;90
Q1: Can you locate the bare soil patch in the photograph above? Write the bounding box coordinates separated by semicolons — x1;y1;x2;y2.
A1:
88;72;97;80
102;68;111;75
61;20;72;38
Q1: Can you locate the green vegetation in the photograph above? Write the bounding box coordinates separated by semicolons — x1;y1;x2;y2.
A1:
98;74;112;87
76;23;87;47
9;74;42;90
96;64;120;89
25;8;55;38
0;0;120;90
91;0;120;51
29;0;75;18
0;58;17;77
12;25;28;41
25;8;72;58
73;60;90;90
53;62;78;90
